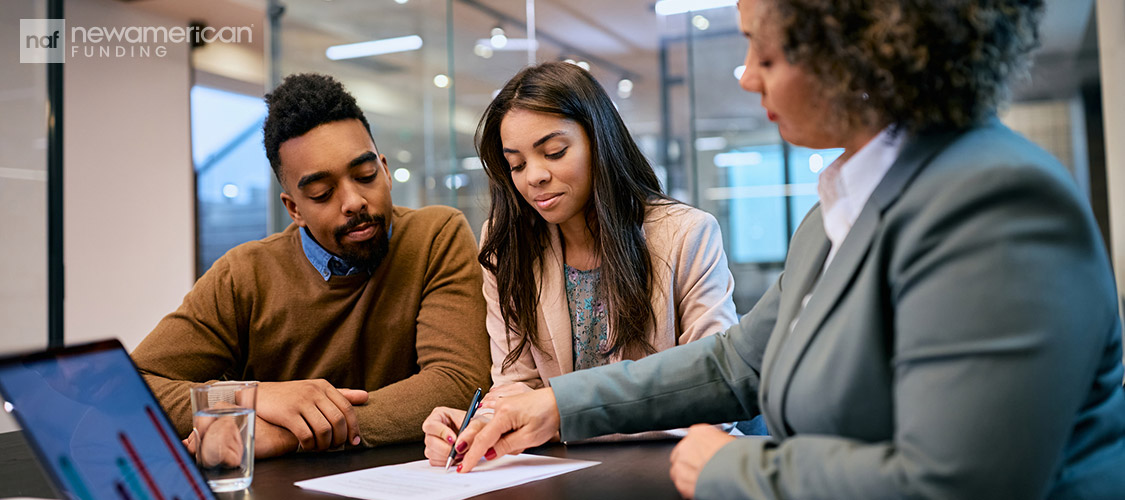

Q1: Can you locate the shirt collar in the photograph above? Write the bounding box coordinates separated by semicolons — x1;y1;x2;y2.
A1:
820;126;906;249
300;226;364;281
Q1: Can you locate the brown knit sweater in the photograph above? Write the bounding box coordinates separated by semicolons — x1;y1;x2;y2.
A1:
131;205;490;445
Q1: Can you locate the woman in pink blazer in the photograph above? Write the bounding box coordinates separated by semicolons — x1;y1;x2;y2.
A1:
421;62;737;462
473;62;738;405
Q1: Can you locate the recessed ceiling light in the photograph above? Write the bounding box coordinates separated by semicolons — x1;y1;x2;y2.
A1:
393;168;411;183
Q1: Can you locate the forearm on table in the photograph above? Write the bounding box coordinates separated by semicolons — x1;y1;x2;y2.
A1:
354;366;487;445
141;373;217;437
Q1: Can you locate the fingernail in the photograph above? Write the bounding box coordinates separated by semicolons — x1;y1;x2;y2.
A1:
352;436;361;445
447;435;454;444
477;401;483;409
456;463;463;473
456;441;468;453
485;448;497;461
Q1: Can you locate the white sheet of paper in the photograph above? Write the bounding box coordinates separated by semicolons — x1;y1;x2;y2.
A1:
293;454;599;500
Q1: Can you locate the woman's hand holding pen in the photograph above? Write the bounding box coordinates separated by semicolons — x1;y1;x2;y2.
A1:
421;406;491;467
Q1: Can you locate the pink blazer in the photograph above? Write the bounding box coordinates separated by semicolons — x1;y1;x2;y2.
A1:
482;202;738;389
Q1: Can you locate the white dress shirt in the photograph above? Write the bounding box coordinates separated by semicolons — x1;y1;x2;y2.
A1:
818;126;906;267
790;126;906;333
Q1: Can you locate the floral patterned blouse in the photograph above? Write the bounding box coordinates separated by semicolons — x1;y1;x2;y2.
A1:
565;264;610;370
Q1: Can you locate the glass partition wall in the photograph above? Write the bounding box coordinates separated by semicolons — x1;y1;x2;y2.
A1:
268;0;802;311
266;0;1105;313
1;0;51;433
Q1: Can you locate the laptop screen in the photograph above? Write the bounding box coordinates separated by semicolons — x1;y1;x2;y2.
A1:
0;340;215;500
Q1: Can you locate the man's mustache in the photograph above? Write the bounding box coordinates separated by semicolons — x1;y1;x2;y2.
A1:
334;213;385;241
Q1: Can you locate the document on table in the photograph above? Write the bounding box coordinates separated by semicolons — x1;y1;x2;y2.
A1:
294;454;600;500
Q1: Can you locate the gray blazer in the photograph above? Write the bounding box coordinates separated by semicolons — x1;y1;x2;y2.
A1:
550;121;1125;499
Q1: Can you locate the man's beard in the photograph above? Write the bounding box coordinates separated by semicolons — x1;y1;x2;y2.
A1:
333;213;390;270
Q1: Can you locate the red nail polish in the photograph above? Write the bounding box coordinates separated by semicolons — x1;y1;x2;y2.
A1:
447;435;454;444
485;448;497;461
456;463;463;473
456;441;468;453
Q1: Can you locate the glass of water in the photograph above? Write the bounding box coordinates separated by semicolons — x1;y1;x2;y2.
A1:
189;381;257;492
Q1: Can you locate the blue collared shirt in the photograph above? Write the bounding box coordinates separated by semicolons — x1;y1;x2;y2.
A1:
300;226;367;281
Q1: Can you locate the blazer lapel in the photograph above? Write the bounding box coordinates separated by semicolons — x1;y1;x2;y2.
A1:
759;209;830;436
761;208;830;385
767;130;963;435
539;225;574;377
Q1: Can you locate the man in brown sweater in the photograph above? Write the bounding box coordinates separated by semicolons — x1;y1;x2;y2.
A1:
131;73;490;458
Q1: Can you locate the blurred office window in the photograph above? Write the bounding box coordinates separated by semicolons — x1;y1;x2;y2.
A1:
261;0;1105;313
706;145;842;265
1;3;49;351
190;83;270;275
0;0;49;431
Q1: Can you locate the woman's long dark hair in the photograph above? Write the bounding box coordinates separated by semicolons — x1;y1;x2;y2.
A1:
478;62;671;371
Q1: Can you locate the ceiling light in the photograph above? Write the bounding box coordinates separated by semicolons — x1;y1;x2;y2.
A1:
563;59;593;71
617;78;633;99
655;0;736;16
433;74;450;88
394;168;411;183
326;35;423;60
444;173;469;190
396;150;413;163
692;15;710;30
490;27;507;48
473;43;494;58
733;65;745;80
808;154;825;173
222;183;239;199
394;0;408;4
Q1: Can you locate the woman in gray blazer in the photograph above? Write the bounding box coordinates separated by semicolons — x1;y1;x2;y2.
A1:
449;0;1125;498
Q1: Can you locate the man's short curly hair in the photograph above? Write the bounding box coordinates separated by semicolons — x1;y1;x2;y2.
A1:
764;0;1044;133
262;73;374;185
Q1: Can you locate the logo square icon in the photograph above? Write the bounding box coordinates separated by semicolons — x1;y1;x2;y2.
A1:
20;19;65;63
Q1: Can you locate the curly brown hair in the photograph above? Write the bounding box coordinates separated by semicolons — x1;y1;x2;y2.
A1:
763;0;1044;133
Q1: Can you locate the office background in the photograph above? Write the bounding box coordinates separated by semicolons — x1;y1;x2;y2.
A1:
2;0;1123;433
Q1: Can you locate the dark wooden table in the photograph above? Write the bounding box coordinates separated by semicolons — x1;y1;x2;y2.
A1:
0;431;684;500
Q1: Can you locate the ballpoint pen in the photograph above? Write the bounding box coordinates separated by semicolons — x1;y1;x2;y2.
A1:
445;387;484;471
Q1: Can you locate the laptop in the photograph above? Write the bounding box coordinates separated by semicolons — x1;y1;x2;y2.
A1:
0;339;216;500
